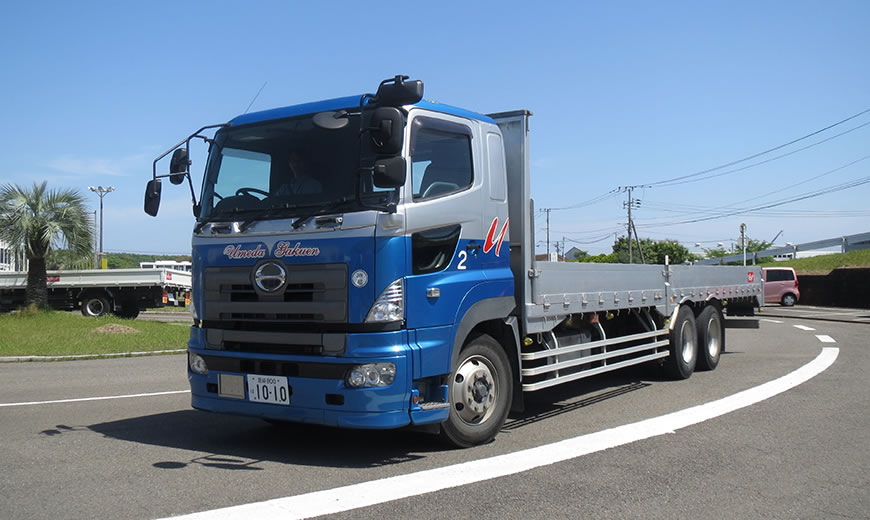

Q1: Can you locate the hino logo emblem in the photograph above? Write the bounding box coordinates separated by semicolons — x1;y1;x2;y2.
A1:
254;261;287;293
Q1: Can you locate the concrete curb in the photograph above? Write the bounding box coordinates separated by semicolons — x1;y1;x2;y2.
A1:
759;306;870;325
0;349;186;363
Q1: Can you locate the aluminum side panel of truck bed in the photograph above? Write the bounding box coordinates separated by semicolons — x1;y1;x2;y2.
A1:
525;261;762;334
0;268;192;289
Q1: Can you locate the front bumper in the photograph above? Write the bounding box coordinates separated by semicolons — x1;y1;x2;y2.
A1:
187;328;416;429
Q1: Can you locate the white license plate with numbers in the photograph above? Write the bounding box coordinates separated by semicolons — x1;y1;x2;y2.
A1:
246;374;290;405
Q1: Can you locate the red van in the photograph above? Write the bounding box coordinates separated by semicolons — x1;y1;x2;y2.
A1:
762;267;800;306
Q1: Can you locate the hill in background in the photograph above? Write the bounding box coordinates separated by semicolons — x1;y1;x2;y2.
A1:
107;253;191;269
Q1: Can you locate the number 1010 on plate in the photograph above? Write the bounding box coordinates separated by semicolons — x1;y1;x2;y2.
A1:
246;374;290;405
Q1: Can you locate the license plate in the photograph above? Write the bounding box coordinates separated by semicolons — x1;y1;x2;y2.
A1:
246;374;290;405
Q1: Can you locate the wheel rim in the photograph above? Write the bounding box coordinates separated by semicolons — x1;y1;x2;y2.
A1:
86;299;105;316
451;354;498;426
680;320;695;364
705;316;721;359
783;294;795;306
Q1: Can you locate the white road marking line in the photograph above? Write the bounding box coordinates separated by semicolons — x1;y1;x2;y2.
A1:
163;348;839;520
816;335;836;343
793;325;816;331
761;319;784;324
0;390;190;408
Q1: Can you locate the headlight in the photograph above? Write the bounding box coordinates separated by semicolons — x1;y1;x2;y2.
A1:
189;298;199;321
365;278;404;323
345;363;396;388
188;352;208;375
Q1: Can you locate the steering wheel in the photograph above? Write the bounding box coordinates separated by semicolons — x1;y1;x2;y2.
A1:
235;187;269;198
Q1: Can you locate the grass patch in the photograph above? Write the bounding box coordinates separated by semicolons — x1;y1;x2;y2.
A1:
146;305;191;313
0;308;190;358
757;249;870;274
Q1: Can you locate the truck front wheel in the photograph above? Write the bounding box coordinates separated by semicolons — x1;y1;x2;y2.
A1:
81;296;110;317
441;334;513;448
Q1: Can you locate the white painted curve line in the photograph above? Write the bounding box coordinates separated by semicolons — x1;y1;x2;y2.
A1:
793;324;816;331
164;347;840;520
0;390;190;408
816;335;836;344
761;319;784;324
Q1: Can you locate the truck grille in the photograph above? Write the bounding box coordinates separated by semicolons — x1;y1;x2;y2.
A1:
202;264;348;355
204;264;347;322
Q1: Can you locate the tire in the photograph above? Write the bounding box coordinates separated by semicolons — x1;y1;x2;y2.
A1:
781;293;797;307
441;334;513;448
114;303;140;319
696;306;723;371
664;306;697;380
81;296;110;317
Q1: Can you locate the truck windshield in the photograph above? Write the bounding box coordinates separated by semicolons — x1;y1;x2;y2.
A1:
199;112;383;221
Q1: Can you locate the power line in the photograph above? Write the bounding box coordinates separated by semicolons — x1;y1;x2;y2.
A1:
636;173;870;228
646;107;870;187
548;189;621;211
637;154;870;223
652;120;870;188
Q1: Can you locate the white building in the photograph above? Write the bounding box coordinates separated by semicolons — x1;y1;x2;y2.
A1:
0;239;28;272
140;260;192;272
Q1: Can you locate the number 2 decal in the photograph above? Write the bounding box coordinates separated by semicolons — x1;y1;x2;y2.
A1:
457;250;468;270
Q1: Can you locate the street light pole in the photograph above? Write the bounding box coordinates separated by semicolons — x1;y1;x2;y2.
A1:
88;185;115;256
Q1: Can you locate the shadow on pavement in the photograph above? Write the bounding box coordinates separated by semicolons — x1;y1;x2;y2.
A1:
37;361;676;471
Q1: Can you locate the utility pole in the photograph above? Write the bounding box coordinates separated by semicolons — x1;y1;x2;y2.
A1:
92;210;98;268
621;186;643;263
740;223;747;267
89;185;115;268
544;208;551;257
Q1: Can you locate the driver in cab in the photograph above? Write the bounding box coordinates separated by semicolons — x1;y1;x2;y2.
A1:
275;150;322;196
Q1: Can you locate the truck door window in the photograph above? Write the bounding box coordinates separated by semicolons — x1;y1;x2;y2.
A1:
411;118;473;201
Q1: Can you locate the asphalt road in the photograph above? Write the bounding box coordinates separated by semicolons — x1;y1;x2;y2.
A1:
0;317;866;519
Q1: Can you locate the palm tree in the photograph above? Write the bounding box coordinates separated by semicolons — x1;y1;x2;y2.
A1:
0;181;94;308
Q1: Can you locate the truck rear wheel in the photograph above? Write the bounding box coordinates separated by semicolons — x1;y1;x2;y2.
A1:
81;296;110;317
441;334;512;448
114;302;140;319
664;306;697;380
696;306;723;371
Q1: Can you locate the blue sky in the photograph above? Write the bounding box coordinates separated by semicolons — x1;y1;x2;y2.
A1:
2;1;868;256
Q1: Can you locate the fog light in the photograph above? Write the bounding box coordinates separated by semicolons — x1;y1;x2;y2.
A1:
345;363;396;388
188;352;208;375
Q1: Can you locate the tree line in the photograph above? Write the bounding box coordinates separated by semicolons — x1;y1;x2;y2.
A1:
568;236;773;264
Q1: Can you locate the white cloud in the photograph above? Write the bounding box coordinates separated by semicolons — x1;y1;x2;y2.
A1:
46;153;153;178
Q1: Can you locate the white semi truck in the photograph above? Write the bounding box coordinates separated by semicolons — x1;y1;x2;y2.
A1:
0;268;192;318
144;76;762;446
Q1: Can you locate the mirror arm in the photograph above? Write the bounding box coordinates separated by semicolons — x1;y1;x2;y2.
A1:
152;123;228;179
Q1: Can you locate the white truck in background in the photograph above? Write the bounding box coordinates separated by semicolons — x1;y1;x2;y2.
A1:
0;268;192;318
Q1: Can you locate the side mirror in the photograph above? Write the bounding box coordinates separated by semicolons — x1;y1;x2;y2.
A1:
376;75;424;106
169;149;189;185
373;156;406;189
144;179;162;217
370;107;404;155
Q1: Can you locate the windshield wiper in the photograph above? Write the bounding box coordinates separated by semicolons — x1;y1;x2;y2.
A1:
292;196;359;230
194;207;260;233
237;202;301;233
